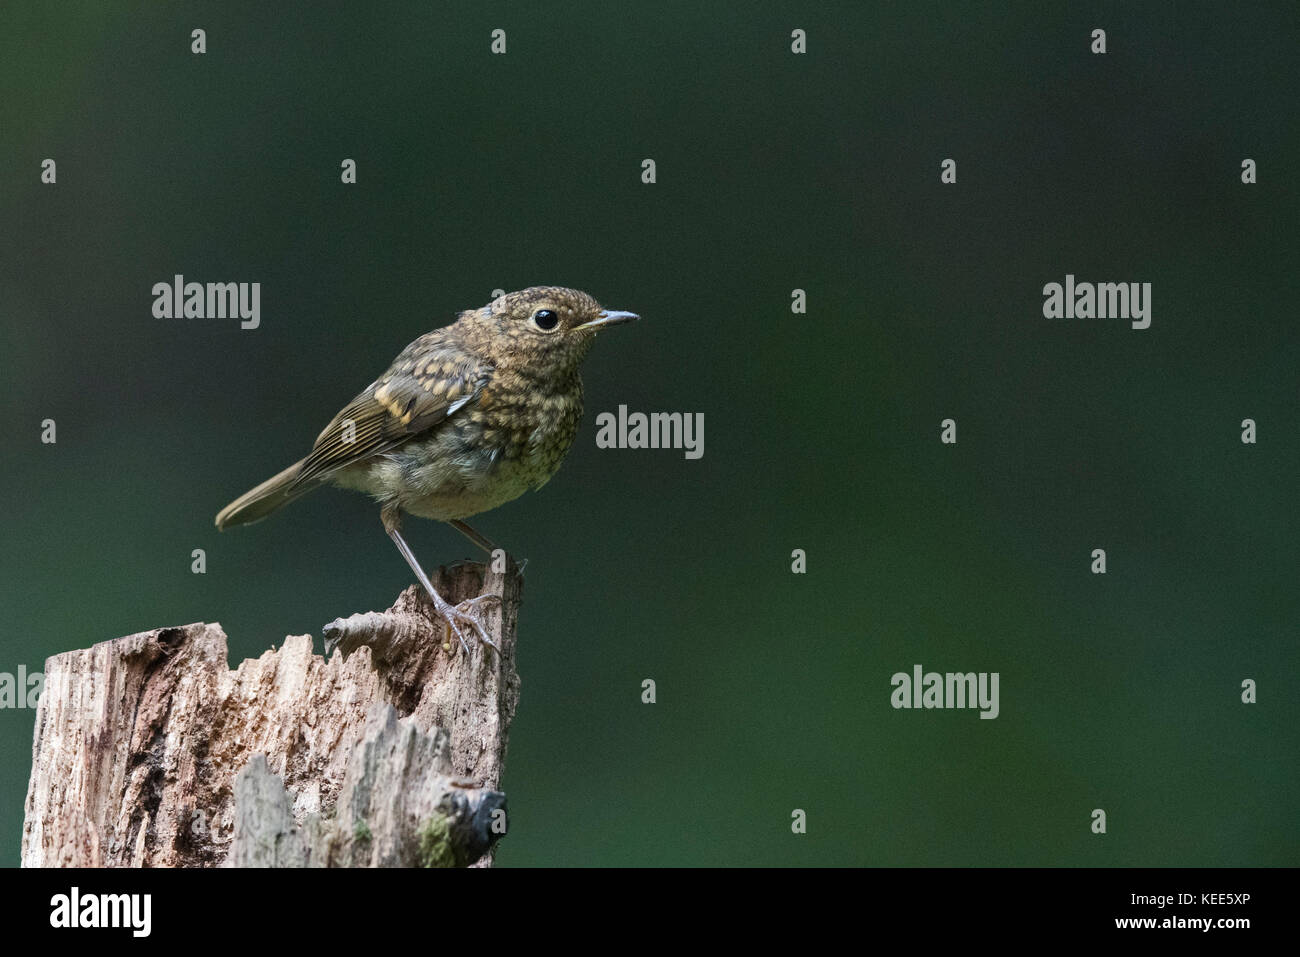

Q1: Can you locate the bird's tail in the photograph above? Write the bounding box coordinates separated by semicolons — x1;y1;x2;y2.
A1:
214;459;318;530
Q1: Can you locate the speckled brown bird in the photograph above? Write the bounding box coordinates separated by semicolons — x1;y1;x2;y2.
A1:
215;286;638;651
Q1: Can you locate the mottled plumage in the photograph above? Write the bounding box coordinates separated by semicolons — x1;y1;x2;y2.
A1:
215;286;638;651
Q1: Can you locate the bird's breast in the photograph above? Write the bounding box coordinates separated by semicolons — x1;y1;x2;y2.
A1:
355;380;584;521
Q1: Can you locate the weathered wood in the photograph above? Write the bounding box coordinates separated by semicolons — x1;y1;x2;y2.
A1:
227;706;507;868
22;559;521;867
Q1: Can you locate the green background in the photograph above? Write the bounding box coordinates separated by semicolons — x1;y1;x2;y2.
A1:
2;1;1296;866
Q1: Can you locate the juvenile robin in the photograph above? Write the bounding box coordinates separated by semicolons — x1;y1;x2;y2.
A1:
214;286;638;652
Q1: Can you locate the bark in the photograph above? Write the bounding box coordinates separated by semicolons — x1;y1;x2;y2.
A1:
227;706;506;868
21;558;522;867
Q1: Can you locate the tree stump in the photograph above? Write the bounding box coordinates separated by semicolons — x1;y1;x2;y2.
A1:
21;559;522;867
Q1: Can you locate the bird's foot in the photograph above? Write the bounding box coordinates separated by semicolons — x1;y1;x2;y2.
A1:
427;589;503;654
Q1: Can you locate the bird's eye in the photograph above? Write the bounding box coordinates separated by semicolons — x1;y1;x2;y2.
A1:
531;309;560;331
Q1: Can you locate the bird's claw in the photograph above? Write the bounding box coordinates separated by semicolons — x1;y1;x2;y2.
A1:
439;594;503;653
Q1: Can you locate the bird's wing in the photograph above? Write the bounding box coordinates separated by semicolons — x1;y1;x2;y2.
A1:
289;334;492;489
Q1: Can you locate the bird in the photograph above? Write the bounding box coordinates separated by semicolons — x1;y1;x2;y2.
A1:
214;286;638;653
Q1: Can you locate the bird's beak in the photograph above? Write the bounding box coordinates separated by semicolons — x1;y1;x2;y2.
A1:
575;309;639;331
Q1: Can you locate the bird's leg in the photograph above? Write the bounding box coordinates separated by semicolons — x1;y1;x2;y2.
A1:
447;519;527;574
447;519;497;555
382;506;499;653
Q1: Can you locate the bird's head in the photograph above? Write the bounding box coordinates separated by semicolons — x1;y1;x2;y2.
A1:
459;286;638;374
